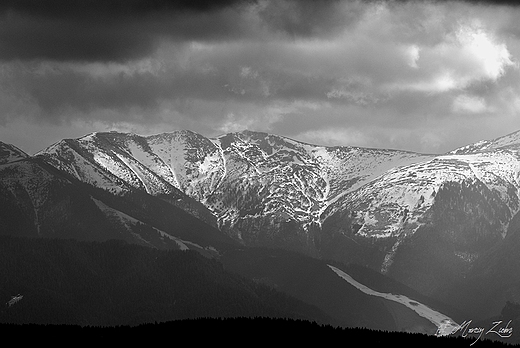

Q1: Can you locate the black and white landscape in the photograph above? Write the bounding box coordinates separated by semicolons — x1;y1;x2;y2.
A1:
1;128;520;345
3;0;520;346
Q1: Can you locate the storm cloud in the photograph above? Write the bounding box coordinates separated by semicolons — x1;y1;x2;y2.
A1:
2;0;520;154
0;0;256;62
0;0;360;62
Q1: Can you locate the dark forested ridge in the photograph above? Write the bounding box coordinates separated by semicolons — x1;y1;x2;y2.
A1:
0;233;469;337
2;236;520;346
0;236;331;326
0;317;514;347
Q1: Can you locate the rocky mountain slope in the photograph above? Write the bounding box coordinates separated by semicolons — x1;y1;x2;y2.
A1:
5;129;520;319
0;141;28;164
35;130;435;253
0;148;237;254
34;130;520;265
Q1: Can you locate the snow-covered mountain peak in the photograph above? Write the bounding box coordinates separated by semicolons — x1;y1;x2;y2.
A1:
9;127;520;316
146;129;200;142
28;128;520;279
216;130;318;155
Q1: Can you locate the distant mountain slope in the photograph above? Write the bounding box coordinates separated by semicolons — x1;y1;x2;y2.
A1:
0;236;329;326
7;128;520;321
34;130;520;274
37;133;218;228
35;130;435;255
0;156;237;253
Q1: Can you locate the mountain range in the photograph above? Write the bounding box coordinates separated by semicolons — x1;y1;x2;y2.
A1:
3;128;520;331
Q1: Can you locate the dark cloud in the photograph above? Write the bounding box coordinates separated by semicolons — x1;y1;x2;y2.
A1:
2;0;520;155
4;69;221;121
0;0;258;62
456;0;520;5
255;0;359;38
0;15;156;62
0;0;359;63
0;0;253;19
390;0;520;5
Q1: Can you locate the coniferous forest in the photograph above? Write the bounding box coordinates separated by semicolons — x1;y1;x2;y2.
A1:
0;318;515;347
0;235;329;326
0;235;517;346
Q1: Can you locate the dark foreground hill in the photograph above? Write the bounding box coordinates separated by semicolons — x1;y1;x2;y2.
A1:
3;236;519;346
1;235;460;333
0;236;329;326
0;317;514;347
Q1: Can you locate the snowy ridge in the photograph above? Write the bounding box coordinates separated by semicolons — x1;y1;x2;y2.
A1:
40;140;128;194
35;129;520;273
449;129;520;154
343;152;520;239
329;149;520;272
37;130;520;233
39;133;189;197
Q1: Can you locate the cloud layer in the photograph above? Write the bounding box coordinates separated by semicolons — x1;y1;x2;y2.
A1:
1;0;520;154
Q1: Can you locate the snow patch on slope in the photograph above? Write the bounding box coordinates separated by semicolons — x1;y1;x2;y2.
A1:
123;139;179;191
40;141;126;194
328;265;459;336
91;196;191;250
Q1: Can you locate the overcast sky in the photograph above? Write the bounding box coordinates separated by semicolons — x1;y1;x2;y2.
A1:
1;0;520;154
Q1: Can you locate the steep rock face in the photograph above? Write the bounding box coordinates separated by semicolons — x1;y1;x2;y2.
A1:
205;132;328;254
201;131;439;255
